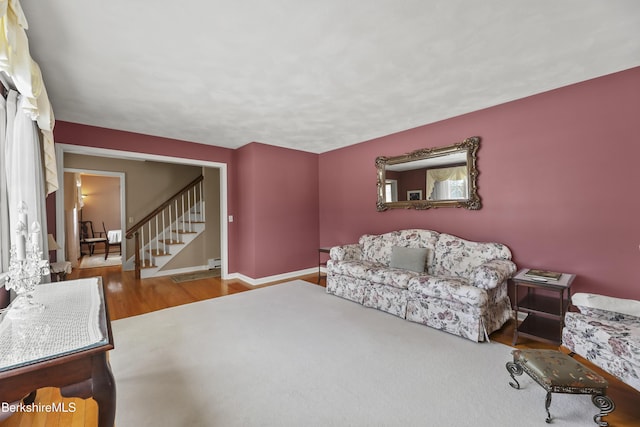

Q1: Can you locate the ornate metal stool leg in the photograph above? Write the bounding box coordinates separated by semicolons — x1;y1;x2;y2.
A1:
592;394;615;427
506;361;523;389
545;391;552;424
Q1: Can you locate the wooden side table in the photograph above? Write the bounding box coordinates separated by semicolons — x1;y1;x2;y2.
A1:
512;268;575;346
0;277;115;426
318;247;331;284
50;261;72;282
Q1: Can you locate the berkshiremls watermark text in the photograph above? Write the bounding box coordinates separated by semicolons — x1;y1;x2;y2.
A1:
2;401;77;414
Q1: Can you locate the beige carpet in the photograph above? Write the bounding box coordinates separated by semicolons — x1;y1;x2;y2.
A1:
171;269;221;283
79;254;122;269
111;280;603;427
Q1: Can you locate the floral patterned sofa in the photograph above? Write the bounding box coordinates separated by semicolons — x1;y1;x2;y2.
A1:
562;293;640;392
326;229;516;342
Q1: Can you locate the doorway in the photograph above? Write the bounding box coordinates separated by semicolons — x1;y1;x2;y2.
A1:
54;144;229;278
62;169;125;269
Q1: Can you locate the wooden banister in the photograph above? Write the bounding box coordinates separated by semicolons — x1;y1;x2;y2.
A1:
125;174;204;279
125;175;203;239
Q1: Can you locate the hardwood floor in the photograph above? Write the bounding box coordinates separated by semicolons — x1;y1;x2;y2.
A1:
1;267;638;426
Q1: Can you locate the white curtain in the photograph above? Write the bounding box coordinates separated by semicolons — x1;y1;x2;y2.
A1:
1;0;57;194
5;89;48;253
1;0;56;297
426;166;468;200
0;92;8;272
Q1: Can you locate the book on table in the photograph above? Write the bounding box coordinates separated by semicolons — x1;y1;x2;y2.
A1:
524;269;563;281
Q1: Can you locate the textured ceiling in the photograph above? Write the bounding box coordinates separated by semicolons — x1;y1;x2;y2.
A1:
20;1;640;153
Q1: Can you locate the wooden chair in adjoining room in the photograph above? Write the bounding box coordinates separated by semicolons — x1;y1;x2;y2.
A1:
79;220;109;258
101;221;122;257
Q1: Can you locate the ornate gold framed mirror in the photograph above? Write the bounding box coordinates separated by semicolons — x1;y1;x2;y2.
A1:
376;136;481;211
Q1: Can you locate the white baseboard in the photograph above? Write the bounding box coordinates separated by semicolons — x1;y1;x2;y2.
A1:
143;265;318;286
227;267;319;287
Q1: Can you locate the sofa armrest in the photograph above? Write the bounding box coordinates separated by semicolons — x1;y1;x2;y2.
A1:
329;244;362;261
572;293;640;321
472;259;517;290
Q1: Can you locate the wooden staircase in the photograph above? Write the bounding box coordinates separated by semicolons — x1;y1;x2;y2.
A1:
125;176;206;279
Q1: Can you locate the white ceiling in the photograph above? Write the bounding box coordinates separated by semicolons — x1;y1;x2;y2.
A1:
20;1;640;154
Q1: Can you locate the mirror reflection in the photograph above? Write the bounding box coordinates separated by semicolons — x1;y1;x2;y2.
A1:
376;136;481;211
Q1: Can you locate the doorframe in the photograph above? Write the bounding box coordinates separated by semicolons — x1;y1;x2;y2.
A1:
55;144;229;279
64;168;126;263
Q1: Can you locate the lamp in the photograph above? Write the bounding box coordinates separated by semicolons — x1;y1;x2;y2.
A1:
47;233;61;264
47;234;61;251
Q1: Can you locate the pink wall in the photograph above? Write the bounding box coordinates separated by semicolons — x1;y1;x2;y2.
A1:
235;142;319;279
397;168;428;201
234;143;258;278
48;67;640;294
319;67;640;300
52;124;320;280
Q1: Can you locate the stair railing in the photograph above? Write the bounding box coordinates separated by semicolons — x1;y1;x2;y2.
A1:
125;175;205;279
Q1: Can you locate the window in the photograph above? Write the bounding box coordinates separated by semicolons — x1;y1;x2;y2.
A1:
426;166;468;201
429;179;468;200
385;179;398;202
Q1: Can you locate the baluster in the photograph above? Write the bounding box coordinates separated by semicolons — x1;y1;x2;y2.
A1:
134;231;141;279
199;181;204;222
188;189;192;232
155;215;159;255
148;222;152;266
181;195;185;235
175;200;179;242
141;226;145;267
162;209;166;254
169;203;173;243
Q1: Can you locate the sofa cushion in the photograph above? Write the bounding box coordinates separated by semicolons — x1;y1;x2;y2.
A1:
389;246;428;272
366;266;426;290
360;229;439;270
326;259;381;280
432;233;512;280
408;275;488;308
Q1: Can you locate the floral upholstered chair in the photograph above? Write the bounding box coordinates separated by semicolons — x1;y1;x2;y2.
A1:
562;293;640;393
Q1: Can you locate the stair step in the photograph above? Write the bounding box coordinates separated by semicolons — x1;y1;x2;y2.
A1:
176;221;205;227
131;185;207;278
148;249;171;256
159;239;184;245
